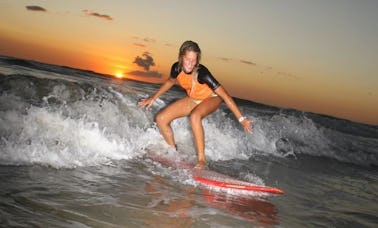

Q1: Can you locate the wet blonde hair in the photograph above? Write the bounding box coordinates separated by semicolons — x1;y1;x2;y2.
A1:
178;40;201;71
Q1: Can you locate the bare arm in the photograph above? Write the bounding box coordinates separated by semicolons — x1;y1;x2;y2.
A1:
138;77;176;109
214;85;253;133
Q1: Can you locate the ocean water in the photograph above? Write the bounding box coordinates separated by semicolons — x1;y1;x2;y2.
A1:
0;56;377;227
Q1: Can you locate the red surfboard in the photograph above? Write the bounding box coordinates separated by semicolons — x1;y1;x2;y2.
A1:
192;169;284;194
145;150;284;195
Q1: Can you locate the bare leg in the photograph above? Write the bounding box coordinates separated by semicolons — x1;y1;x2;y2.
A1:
189;96;222;167
155;97;196;147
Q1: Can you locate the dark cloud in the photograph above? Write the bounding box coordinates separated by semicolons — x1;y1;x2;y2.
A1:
217;57;255;65
133;52;155;71
26;5;47;12
130;52;162;78
240;60;256;66
277;71;301;80
218;57;231;62
83;10;113;21
127;70;162;78
133;36;156;43
143;37;156;43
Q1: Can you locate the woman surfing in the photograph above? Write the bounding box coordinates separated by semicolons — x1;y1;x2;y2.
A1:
138;40;252;168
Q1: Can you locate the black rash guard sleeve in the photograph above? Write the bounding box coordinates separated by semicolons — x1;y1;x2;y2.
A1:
197;65;221;91
170;62;221;91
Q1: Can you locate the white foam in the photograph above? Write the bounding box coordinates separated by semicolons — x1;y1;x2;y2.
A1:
1;106;131;167
0;83;158;168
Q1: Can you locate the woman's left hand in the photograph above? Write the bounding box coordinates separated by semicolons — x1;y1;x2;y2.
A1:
138;97;155;110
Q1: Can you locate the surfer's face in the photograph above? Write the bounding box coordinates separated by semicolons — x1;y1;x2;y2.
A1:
182;51;197;74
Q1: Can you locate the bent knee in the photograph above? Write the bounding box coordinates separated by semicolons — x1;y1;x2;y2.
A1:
156;111;175;126
189;112;203;124
155;112;166;126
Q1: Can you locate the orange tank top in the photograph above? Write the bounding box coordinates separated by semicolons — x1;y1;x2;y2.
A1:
176;71;214;100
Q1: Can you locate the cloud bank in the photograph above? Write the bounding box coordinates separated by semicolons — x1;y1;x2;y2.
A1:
128;70;162;78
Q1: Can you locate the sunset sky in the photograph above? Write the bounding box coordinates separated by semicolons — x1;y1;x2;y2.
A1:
1;0;377;125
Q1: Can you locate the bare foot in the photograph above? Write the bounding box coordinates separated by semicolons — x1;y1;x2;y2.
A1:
194;161;208;170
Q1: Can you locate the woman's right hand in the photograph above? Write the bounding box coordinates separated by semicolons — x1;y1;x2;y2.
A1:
240;118;253;133
138;97;155;110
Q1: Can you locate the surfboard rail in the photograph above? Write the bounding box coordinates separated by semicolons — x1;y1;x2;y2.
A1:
193;175;284;194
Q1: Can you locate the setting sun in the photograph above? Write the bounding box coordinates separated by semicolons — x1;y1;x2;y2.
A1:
115;72;123;79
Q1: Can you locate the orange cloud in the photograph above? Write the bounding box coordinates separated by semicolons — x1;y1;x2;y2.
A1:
133;43;146;48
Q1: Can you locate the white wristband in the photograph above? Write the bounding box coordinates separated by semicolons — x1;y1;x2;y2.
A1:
238;116;247;123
